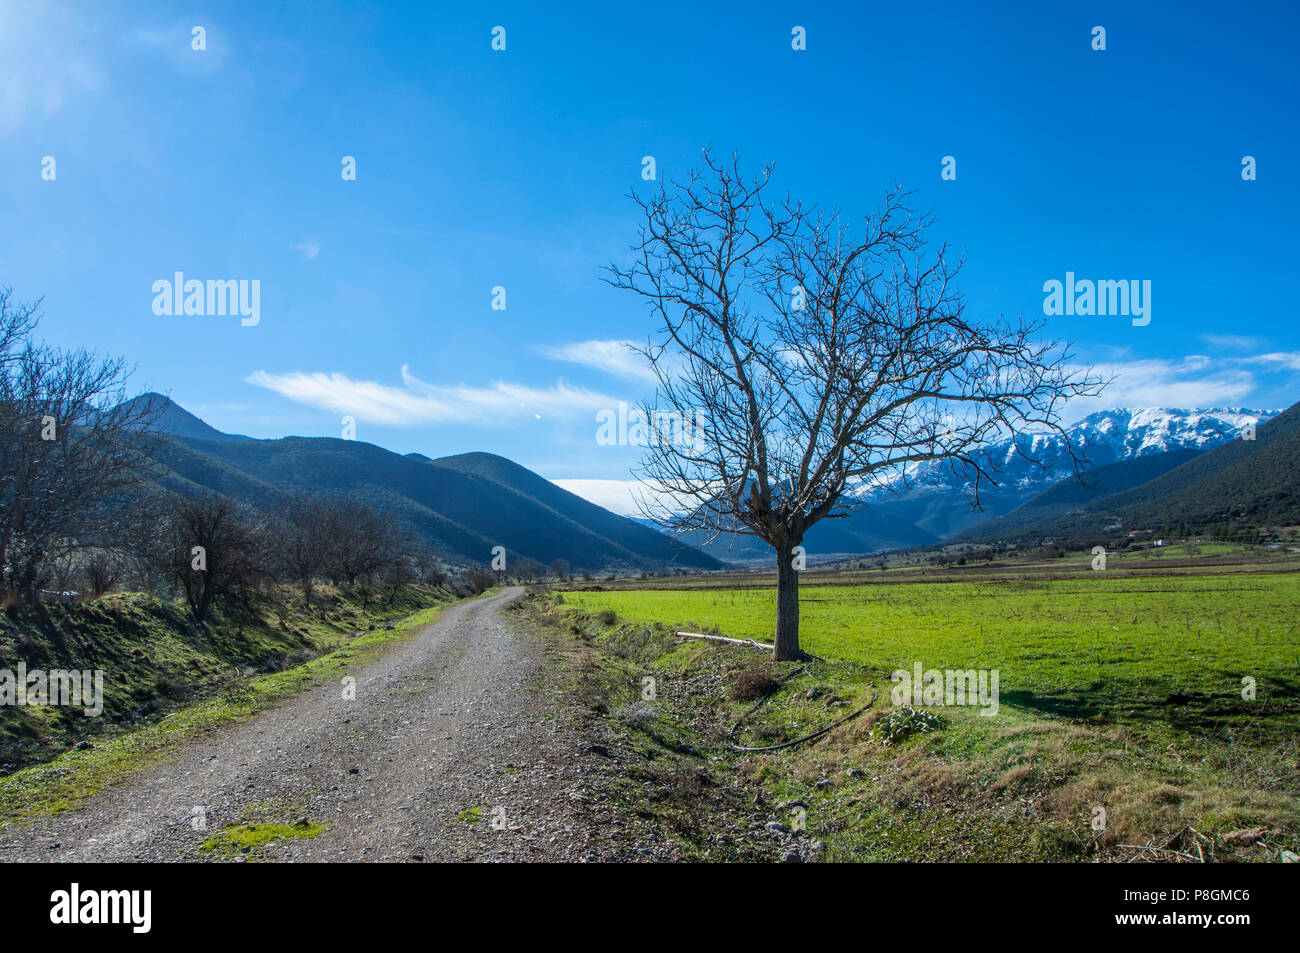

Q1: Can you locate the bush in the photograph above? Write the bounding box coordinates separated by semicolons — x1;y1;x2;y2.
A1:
730;660;781;702
283;648;318;667
614;700;655;728
872;706;946;746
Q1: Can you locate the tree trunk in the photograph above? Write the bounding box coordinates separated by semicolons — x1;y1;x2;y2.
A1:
774;542;804;661
195;583;212;624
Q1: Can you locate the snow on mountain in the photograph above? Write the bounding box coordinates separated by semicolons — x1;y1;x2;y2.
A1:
1071;407;1268;458
866;407;1279;499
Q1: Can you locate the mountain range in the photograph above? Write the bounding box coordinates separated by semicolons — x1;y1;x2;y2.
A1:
861;407;1276;534
128;394;722;574
126;395;1295;572
961;401;1300;544
687;407;1281;564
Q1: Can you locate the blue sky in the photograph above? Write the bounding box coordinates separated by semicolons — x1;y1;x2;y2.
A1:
3;0;1298;513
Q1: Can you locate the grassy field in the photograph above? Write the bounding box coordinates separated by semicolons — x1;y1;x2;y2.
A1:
563;571;1300;728
551;552;1300;861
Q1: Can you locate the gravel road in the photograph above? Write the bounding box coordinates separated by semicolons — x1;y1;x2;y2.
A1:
0;587;621;862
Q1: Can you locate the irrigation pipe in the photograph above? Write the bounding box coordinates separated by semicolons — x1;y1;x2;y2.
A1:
675;631;773;650
728;661;815;733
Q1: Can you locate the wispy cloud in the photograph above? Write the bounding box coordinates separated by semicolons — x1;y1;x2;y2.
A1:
0;1;106;134
537;339;658;383
246;365;616;426
550;478;645;516
1241;351;1300;372
290;239;320;260
1065;355;1257;418
1200;333;1269;351
550;478;675;517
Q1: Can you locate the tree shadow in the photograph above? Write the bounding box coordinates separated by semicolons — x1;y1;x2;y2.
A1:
999;679;1300;738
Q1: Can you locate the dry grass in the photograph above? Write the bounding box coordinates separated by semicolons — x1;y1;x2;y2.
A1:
729;660;781;702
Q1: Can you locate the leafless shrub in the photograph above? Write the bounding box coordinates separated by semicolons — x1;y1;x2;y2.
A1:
730;660;781;701
615;700;656;728
144;493;270;624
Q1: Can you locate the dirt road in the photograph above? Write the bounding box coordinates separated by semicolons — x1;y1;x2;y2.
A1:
0;588;616;862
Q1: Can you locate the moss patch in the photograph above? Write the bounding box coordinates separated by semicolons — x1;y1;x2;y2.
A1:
200;819;327;858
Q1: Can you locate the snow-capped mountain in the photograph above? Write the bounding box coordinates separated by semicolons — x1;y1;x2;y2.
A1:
1067;407;1272;461
645;407;1283;561
866;408;1278;500
848;407;1280;541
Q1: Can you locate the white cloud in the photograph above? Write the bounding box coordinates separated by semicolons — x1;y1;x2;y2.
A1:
290;239;320;260
246;365;616;427
1062;346;1300;422
1241;351;1300;372
537;339;658;383
550;478;670;516
1064;356;1256;419
1200;333;1268;351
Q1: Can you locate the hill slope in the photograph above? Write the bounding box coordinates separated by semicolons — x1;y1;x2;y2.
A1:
956;447;1202;541
122;392;252;443
865;408;1276;539
681;505;940;566
134;398;721;573
430;452;713;568
967;400;1300;543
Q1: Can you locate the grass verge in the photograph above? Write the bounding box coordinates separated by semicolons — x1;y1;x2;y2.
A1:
0;596;451;828
531;586;1300;862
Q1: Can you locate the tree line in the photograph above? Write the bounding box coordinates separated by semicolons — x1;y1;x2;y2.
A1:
0;287;518;625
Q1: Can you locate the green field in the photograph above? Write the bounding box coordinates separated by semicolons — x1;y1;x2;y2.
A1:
553;560;1300;860
563;571;1300;723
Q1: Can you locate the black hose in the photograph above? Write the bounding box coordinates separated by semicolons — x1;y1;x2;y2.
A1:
727;655;878;752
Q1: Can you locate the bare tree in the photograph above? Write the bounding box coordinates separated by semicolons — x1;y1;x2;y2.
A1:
0;288;161;605
466;567;495;595
420;556;447;588
318;498;414;590
272;492;330;605
82;551;123;598
548;557;570;581
510;556;545;584
607;152;1102;659
150;493;268;624
0;287;38;361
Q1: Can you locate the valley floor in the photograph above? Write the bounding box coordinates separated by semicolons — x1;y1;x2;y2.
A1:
7;554;1293;863
554;553;1300;862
